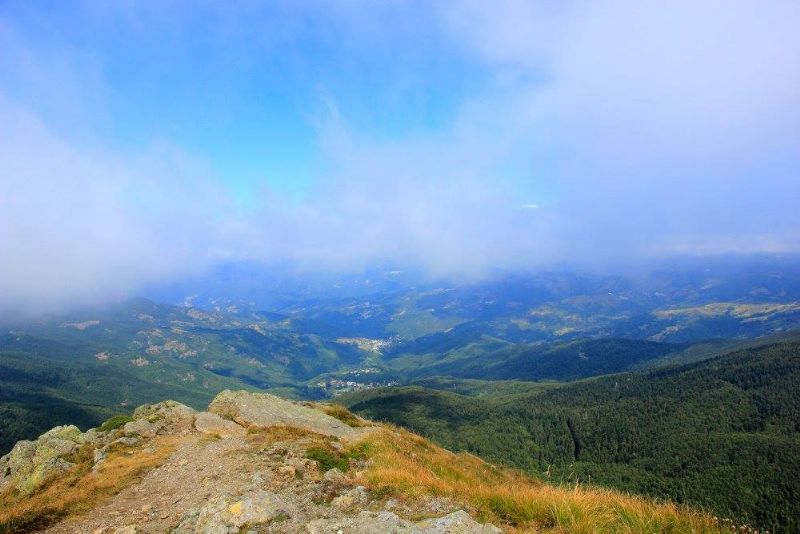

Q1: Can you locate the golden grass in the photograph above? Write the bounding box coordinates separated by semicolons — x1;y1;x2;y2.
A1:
310;403;369;427
0;436;178;533
349;428;729;533
246;424;325;444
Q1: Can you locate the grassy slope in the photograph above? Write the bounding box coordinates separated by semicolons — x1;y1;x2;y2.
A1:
339;340;800;531
1;402;727;534
355;427;726;533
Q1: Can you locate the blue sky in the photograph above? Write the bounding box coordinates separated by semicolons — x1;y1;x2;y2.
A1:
1;2;487;199
1;1;799;308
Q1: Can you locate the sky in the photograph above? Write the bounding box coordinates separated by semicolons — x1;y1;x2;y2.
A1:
1;1;799;309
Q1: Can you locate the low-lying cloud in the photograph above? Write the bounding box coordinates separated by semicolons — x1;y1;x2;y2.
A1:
1;1;799;310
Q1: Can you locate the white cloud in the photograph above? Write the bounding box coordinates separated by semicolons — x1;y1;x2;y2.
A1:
439;0;800;260
1;1;799;310
0;96;229;311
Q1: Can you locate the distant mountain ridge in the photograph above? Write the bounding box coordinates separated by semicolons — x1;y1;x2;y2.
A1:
1;258;799;530
4;257;800;455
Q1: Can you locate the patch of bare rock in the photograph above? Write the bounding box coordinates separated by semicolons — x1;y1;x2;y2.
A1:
208;390;367;439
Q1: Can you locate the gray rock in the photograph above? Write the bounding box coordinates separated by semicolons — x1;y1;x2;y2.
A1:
331;485;369;509
416;510;502;533
111;437;140;448
83;428;102;445
193;411;246;438
171;508;201;533
0;425;86;494
249;471;271;487
92;447;107;470
132;400;196;435
323;467;347;483
123;419;158;438
192;490;292;533
208;390;362;439
0;440;35;490
305;510;502;534
306;510;416;533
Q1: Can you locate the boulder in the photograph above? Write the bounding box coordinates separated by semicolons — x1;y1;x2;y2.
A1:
305;511;416;533
131;400;196;435
193;411;246;438
122;418;158;438
0;425;85;495
305;510;501;534
331;485;369;509
323;467;347;483
208;390;360;439
416;510;503;533
187;490;292;533
82;428;103;445
41;424;85;444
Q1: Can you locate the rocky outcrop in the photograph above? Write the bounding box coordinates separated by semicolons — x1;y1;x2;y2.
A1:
416;510;503;533
0;401;198;495
125;400;196;437
5;395;502;534
175;490;293;533
193;411;246;438
208;390;362;439
0;425;86;494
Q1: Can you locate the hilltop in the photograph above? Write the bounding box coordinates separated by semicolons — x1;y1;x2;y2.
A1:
0;391;728;533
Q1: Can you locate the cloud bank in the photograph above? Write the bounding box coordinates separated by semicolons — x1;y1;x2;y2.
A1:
1;1;799;309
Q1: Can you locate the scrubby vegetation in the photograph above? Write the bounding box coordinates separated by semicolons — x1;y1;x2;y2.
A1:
313;403;368;427
98;414;133;432
305;447;351;472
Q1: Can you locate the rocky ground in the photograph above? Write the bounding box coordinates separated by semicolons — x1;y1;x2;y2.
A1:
0;391;501;533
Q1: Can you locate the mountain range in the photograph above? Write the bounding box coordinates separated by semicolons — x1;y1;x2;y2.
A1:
2;255;799;531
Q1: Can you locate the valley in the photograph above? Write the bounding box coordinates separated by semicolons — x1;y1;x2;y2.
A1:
2;261;799;531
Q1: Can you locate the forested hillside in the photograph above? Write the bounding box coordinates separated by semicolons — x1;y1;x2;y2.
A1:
340;340;800;531
382;336;684;381
0;300;368;453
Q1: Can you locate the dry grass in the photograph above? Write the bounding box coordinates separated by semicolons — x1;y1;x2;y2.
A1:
350;427;729;533
310;403;369;427
246;424;326;444
0;436;178;534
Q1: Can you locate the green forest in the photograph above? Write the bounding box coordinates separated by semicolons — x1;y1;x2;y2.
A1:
339;341;800;532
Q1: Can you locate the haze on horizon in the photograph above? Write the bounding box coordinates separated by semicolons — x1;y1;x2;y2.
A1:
1;1;799;310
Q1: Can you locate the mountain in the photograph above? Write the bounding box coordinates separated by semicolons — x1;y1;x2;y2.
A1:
381;336;684;381
0;390;729;533
2;258;799;530
0;297;772;456
338;339;800;532
144;255;800;344
0;299;375;453
4;257;800;457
